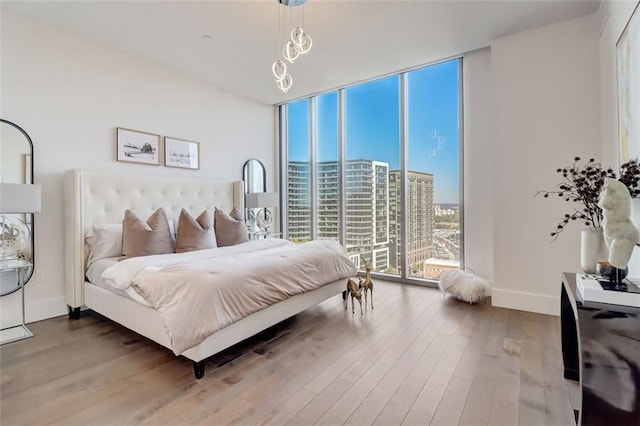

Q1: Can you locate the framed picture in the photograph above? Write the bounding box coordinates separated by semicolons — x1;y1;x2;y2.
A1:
116;127;161;165
164;136;200;170
617;3;639;164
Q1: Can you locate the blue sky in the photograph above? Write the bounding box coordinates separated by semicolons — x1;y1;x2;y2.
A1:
288;59;459;204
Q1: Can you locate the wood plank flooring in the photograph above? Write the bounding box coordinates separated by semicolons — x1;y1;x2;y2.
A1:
0;281;577;425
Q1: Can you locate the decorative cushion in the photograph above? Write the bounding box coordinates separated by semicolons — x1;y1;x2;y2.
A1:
438;269;491;304
214;207;249;247
86;224;122;266
122;208;174;257
175;209;217;253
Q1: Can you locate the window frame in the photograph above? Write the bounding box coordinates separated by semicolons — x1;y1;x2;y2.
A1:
278;56;464;287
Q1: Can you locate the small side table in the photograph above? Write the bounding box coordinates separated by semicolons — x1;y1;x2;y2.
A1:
0;259;34;345
248;231;282;240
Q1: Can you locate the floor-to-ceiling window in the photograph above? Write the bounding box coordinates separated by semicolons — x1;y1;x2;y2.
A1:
286;99;311;243
316;92;340;241
407;60;461;279
345;76;399;273
281;58;462;283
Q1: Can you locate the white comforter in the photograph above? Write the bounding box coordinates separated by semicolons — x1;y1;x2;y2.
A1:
102;239;357;354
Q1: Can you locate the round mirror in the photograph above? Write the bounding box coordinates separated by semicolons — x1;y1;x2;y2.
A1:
0;119;35;296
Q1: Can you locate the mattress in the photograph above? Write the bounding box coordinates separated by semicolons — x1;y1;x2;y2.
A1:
86;257;151;306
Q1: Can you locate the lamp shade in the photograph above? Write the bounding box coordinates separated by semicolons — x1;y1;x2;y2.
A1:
0;183;41;213
245;192;279;209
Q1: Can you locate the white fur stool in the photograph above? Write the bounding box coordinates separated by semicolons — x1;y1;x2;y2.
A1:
438;269;491;304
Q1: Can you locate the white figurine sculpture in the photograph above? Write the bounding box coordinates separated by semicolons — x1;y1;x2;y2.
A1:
598;178;639;269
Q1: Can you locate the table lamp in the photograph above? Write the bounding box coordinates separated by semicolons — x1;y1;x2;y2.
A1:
245;192;279;234
0;183;41;262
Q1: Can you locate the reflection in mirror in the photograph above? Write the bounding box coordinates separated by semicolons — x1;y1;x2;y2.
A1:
243;159;266;195
243;159;266;233
0;119;35;296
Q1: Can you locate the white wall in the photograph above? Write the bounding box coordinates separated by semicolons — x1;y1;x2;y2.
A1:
0;13;274;327
463;47;494;281
598;0;640;274
490;14;601;315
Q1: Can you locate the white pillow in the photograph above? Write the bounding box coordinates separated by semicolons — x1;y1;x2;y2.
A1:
86;224;123;266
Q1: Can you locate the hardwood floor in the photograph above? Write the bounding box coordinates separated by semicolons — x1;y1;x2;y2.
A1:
0;281;577;425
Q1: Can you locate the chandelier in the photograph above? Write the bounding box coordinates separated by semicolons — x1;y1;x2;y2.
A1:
272;0;312;93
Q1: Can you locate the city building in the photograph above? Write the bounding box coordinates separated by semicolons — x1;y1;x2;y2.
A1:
288;159;389;270
286;161;312;242
423;258;460;280
388;171;435;276
435;204;458;216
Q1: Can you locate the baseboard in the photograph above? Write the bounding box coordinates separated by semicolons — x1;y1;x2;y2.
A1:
491;287;559;316
0;295;67;328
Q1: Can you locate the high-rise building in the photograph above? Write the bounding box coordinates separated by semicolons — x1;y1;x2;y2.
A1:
287;161;311;242
317;161;340;240
388;170;434;275
287;159;389;270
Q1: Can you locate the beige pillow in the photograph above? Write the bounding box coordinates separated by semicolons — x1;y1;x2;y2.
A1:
122;208;174;257
214;207;249;247
175;209;217;253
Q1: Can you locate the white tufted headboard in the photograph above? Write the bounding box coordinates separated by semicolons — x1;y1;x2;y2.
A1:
63;169;244;308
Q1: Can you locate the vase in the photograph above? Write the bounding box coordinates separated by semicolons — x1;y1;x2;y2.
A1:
580;228;607;274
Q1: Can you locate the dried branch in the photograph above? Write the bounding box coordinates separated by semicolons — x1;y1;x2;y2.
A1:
537;157;640;240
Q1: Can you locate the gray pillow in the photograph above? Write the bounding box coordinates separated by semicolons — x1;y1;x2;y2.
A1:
122;208;174;257
175;209;217;253
214;207;249;247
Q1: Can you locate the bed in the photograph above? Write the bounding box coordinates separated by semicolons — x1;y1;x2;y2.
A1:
63;169;353;379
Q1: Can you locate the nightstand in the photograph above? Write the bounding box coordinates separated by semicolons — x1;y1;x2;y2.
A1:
248;231;282;240
0;259;34;345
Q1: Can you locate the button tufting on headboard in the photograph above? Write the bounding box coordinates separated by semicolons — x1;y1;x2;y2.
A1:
64;169;244;309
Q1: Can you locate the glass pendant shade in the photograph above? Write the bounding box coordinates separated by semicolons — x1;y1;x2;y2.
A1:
291;27;312;54
283;41;300;63
297;33;312;54
0;216;29;259
272;60;287;81
277;74;293;93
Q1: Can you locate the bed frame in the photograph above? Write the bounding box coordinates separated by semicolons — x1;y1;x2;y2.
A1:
63;169;344;379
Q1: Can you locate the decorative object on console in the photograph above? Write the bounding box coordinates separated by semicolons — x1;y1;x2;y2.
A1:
577;178;640;307
596;261;628;282
537;157;640;273
617;2;639;164
580;228;608;274
599;178;639;269
576;274;640;307
272;0;312;93
0;183;41;261
438;269;491;304
116;127;161;165
164;136;200;170
175;209;216;253
537;157;640;240
245;192;279;234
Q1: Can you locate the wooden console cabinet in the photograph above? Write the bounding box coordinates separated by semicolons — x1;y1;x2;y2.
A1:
561;273;640;425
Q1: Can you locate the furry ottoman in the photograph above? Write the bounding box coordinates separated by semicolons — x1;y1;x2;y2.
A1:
438;270;491;304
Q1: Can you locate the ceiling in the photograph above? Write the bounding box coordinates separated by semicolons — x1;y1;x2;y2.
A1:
2;0;599;105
